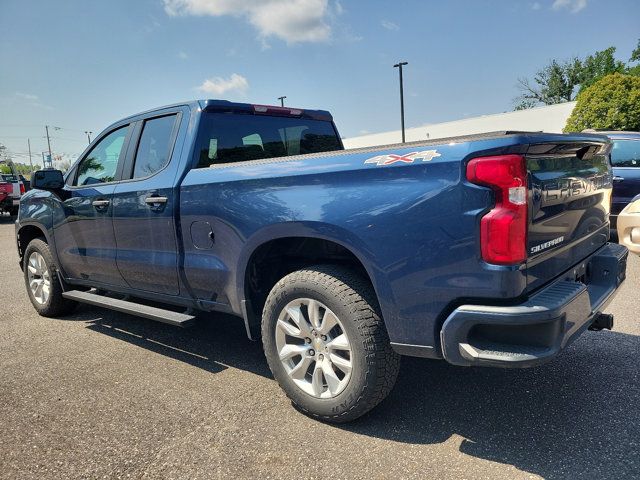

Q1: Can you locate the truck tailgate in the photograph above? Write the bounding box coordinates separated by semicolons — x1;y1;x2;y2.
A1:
0;182;13;198
526;139;612;291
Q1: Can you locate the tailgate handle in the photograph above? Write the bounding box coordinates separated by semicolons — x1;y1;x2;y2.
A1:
613;176;624;182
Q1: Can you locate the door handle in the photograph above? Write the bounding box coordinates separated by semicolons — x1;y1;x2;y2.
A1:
145;196;168;205
613;176;624;182
92;199;110;208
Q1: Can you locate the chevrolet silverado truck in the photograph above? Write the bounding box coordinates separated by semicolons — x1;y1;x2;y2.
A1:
16;100;628;422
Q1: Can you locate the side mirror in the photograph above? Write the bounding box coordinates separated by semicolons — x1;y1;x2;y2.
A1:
31;169;65;191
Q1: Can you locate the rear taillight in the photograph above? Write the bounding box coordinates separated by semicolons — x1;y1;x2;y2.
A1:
466;154;527;265
20;183;25;195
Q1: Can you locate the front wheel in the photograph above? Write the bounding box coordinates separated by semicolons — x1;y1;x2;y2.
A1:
262;265;400;423
23;238;77;317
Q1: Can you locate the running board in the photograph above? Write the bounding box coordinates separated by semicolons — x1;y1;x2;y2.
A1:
62;290;196;327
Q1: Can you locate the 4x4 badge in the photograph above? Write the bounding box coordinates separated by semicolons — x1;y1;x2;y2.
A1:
364;150;441;166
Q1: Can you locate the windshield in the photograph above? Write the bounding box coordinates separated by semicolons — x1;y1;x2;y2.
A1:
194;113;342;168
611;139;640;167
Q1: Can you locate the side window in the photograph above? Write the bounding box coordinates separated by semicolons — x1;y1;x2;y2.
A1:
611;140;640;167
75;126;128;186
132;115;177;179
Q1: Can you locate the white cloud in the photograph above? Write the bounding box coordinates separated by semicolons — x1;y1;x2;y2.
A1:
381;20;399;31
552;0;587;13
15;92;38;101
196;73;249;95
163;0;332;44
531;2;541;10
14;92;52;110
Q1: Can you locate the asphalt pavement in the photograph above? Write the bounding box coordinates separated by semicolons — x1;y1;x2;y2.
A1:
1;215;638;479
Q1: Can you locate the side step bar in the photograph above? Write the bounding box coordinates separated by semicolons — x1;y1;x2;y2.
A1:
62;290;196;327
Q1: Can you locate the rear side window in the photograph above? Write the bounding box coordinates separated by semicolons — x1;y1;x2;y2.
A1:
195;113;341;168
611;140;640;167
132;115;177;178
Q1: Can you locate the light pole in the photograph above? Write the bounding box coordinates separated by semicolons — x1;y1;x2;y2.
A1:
85;131;93;144
393;61;408;143
278;96;286;107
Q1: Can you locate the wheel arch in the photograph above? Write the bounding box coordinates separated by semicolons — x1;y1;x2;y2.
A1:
16;223;59;272
236;222;396;340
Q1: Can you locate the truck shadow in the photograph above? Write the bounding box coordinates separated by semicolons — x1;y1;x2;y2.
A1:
70;303;638;478
343;330;640;479
70;305;271;379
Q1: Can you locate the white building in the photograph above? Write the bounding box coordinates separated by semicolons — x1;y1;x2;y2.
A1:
342;101;577;149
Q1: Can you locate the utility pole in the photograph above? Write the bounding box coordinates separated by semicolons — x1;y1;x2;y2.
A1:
27;139;34;173
45;125;53;166
393;61;408;143
278;96;286;107
85;131;92;144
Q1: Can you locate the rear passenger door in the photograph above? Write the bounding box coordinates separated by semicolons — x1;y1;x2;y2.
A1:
112;112;182;295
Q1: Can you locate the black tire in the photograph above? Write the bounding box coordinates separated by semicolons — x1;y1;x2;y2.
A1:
23;238;77;317
262;265;400;423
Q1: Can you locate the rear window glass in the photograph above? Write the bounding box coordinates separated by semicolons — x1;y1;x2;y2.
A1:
132;114;177;179
611;140;640;167
195;113;341;168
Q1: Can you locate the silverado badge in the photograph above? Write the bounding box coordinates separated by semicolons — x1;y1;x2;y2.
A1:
364;150;441;166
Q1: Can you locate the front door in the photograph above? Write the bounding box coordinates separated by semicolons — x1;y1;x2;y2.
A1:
54;124;131;286
112;113;181;295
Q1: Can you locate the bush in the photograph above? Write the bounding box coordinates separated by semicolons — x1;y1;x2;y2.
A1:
564;73;640;132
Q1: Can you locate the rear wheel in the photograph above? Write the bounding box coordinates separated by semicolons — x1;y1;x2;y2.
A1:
23;238;77;316
262;265;400;423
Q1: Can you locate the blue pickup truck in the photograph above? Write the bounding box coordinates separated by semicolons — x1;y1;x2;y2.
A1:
16;100;628;422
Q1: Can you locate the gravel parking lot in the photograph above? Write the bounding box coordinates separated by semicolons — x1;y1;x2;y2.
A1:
1;216;638;480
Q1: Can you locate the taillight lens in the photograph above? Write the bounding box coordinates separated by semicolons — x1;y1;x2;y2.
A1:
20;183;25;194
466;154;527;265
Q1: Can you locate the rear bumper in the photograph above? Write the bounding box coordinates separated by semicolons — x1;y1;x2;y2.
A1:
440;243;628;368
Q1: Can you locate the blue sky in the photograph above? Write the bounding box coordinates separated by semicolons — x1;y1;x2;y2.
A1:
0;0;638;166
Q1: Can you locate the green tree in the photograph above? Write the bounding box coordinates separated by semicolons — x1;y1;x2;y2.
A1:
516;58;582;106
627;39;640;77
579;47;625;91
564;73;640;132
630;39;640;63
515;40;640;109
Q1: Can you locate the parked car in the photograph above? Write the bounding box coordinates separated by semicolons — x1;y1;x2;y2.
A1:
617;193;640;254
16;100;628;422
0;162;25;216
598;131;640;231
